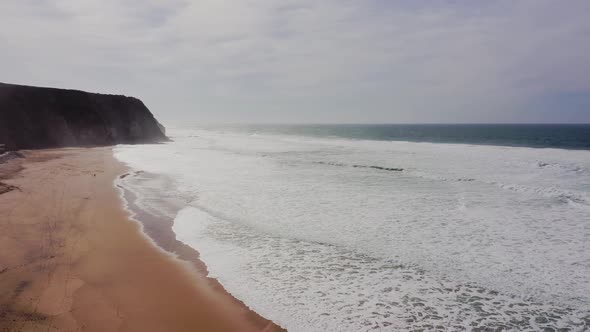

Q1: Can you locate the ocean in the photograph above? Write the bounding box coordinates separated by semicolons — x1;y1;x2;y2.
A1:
114;124;590;331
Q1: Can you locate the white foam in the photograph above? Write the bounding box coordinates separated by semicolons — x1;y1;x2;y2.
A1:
115;128;590;331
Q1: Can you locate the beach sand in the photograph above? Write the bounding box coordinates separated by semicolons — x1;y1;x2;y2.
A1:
0;148;284;332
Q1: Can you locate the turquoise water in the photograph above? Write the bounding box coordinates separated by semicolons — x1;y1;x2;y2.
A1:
211;124;590;150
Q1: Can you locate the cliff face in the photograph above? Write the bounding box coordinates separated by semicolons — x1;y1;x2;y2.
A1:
0;83;167;150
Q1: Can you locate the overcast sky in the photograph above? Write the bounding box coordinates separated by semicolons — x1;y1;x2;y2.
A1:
1;0;589;124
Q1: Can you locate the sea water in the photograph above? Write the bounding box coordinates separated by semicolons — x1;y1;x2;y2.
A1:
114;125;590;331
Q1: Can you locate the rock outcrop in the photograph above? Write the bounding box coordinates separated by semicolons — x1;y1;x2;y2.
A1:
0;151;24;164
0;82;168;150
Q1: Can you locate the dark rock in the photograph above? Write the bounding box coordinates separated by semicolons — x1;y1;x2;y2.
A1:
157;121;166;135
0;82;168;150
0;182;19;195
0;151;25;164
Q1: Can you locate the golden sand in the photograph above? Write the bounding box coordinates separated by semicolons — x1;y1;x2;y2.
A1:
0;148;284;332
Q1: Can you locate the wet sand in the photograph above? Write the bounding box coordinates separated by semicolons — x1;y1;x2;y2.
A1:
0;148;284;332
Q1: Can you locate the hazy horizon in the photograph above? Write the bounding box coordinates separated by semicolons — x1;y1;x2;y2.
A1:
164;121;590;126
2;0;589;124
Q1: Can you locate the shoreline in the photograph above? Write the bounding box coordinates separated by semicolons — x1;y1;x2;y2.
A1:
0;147;284;331
115;169;286;331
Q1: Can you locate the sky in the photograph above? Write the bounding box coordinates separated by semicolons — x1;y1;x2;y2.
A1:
1;0;589;124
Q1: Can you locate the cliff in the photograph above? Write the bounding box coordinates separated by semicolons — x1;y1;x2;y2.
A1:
0;82;167;150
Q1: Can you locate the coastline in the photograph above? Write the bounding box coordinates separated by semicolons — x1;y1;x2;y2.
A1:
0;147;283;331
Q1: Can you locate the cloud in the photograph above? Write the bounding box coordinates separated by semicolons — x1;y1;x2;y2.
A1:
1;0;589;123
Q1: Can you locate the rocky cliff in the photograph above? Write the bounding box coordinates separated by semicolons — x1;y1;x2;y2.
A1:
0;82;167;150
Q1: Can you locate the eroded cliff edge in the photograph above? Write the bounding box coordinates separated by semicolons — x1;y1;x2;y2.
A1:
0;82;167;150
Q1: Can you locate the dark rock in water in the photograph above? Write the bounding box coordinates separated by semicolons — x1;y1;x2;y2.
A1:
0;82;168;150
352;164;404;172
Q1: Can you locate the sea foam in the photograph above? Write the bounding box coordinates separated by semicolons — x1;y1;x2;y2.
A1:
115;127;590;331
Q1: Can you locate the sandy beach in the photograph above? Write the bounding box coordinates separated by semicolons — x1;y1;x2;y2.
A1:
0;148;283;332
